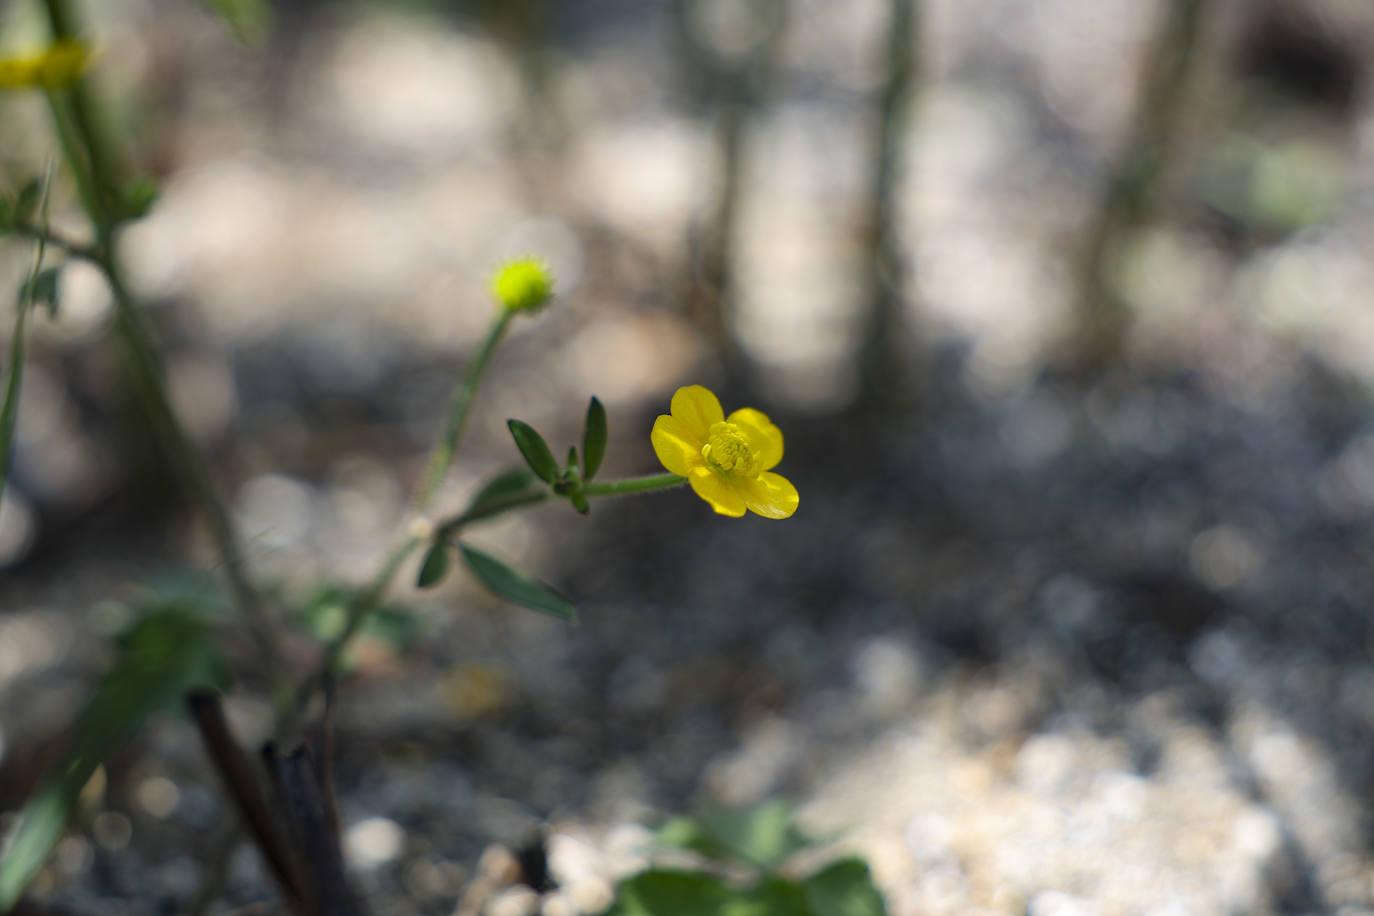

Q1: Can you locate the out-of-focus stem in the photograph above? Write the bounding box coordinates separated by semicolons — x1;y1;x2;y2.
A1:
1074;0;1213;366
40;0;286;682
858;0;919;407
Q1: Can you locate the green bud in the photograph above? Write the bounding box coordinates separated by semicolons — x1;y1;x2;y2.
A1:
491;257;554;314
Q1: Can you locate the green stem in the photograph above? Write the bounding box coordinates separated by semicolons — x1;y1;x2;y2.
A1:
584;472;687;497
414;309;514;511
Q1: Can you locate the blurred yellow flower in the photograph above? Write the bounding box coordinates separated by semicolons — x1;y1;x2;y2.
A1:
491;257;553;313
651;385;798;519
0;39;89;91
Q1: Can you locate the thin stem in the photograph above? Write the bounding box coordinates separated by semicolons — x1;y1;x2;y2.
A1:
414;309;514;511
285;530;425;731
584;472;687;497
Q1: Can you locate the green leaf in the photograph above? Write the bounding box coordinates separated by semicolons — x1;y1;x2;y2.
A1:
416;540;450;589
19;266;61;317
0;603;221;911
507;419;559;484
727;875;812;916
205;0;274;44
802;858;887;916
693;800;812;870
605;870;732;916
459;544;575;621
582;396;607;480
570;490;589;515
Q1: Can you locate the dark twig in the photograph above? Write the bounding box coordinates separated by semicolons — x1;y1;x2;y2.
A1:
188;691;310;916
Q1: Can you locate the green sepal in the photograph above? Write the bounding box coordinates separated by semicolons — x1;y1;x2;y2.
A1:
459;543;575;621
570;490;589;515
507;419;559;484
416;540;450;589
582;396;607;480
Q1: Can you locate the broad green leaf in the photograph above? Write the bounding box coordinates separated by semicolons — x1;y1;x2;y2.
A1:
696;800;812;869
0;604;221;911
605;870;732;916
416;540;451;589
459;544;575;621
582;396;607;480
507;419;559;484
462;466;545;523
802;858;887;916
205;0;274;44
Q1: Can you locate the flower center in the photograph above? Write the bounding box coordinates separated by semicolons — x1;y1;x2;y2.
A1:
701;422;755;475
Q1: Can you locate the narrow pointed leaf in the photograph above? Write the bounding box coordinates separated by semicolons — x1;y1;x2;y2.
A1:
416;540;450;589
507;419;559;484
0;604;221;911
461;467;546;524
459;544;575;620
582;396;607;480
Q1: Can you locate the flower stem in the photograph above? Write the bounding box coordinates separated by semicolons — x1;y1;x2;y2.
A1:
583;472;687;497
414;309;514;512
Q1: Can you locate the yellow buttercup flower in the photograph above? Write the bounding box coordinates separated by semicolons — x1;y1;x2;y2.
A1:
651;385;798;519
0;39;89;91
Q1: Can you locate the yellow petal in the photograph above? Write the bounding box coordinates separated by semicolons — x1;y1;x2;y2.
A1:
688;467;746;517
670;385;723;440
739;472;798;519
728;408;783;471
651;414;704;477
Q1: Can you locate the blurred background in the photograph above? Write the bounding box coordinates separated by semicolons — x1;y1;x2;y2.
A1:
3;0;1374;913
